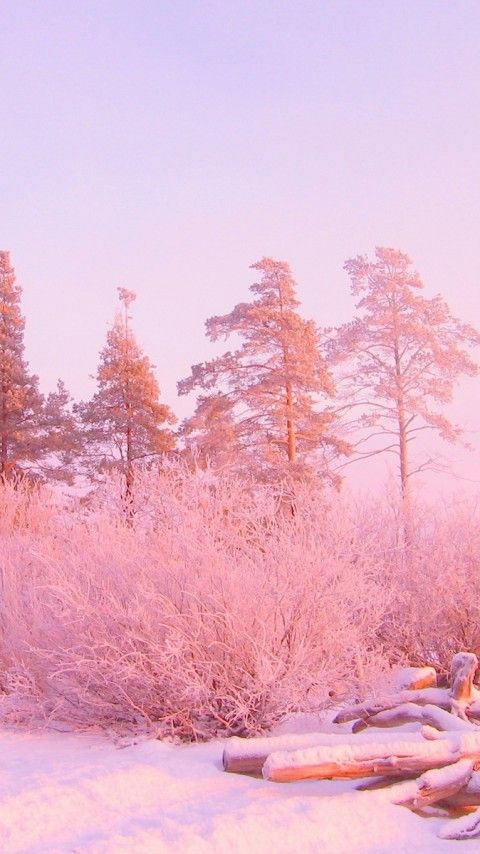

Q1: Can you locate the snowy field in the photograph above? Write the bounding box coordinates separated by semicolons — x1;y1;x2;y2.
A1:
0;724;477;854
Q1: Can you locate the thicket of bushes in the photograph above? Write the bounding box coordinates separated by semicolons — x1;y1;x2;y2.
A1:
0;466;478;740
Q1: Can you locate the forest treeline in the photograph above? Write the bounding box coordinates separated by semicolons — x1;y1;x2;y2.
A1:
0;248;478;502
1;248;480;737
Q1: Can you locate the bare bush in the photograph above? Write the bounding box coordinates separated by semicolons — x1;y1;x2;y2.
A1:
381;499;480;674
0;468;390;738
0;468;478;739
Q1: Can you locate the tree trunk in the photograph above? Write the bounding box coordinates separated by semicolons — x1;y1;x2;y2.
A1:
285;380;296;464
392;300;411;541
1;379;8;478
124;400;134;522
333;687;453;725
397;398;409;507
262;731;480;783
351;703;474;734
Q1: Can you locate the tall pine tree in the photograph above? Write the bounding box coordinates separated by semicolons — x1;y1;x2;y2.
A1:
0;251;76;482
179;258;347;482
76;288;176;497
333;247;480;506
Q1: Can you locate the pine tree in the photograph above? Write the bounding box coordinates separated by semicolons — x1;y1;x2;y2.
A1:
179;257;347;482
333;247;480;505
0;251;76;482
76;288;176;498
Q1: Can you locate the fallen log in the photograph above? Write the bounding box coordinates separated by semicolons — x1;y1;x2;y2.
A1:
392;759;476;809
392;666;437;691
335;653;480;731
262;731;480;783
466;700;480;719
223;651;480;840
412;770;480;810
222;732;349;776
439;809;480;840
333;687;451;725
351;702;475;734
222;730;410;776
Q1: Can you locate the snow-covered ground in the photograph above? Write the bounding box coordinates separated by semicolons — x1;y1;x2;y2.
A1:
0;723;477;854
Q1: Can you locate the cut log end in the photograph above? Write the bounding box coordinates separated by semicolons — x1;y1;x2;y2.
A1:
450;652;478;705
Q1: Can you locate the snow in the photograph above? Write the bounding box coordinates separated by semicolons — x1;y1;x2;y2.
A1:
0;727;478;853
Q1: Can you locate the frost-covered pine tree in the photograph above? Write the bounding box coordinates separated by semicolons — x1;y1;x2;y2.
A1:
333;247;480;506
0;251;76;482
76;288;176;498
179;258;347;482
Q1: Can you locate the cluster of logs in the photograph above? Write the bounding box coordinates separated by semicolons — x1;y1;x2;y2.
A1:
223;652;480;841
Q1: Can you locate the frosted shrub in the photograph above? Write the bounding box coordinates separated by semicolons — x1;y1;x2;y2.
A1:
0;468;390;738
1;467;478;739
381;500;480;674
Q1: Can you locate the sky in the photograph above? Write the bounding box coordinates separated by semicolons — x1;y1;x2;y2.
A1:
1;0;480;493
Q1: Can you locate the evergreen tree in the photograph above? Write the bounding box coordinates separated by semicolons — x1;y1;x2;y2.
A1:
333;247;480;505
179;258;347;482
0;251;75;482
76;288;176;497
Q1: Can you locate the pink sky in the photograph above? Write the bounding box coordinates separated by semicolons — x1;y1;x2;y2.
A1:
1;1;480;494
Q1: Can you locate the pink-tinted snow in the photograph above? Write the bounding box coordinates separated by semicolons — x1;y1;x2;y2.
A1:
0;728;477;854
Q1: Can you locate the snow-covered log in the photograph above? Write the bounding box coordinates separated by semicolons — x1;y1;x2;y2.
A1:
262;731;480;783
439;810;480;840
392;666;437;691
437;771;480;808
335;653;480;731
224;652;480;840
392;759;475;809
222;732;351;776
333;688;451;725
222;730;408;776
351;703;475;734
466;700;480;720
